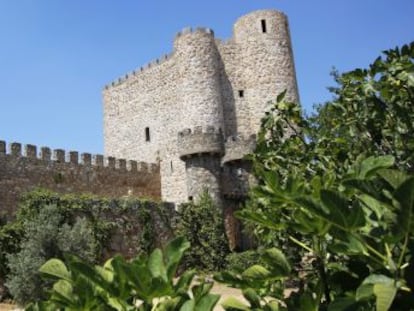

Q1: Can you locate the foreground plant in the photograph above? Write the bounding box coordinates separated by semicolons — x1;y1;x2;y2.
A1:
26;237;219;311
217;156;414;310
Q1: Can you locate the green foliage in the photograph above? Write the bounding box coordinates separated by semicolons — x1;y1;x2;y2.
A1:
27;237;220;311
226;250;261;273
216;248;290;310
1;189;174;303
221;42;414;310
16;189;173;257
252;41;414;186
219;157;414;310
6;205;97;304
0;219;22;300
176;191;230;272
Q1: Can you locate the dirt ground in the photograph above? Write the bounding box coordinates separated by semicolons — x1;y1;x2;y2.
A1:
0;304;16;311
211;283;246;310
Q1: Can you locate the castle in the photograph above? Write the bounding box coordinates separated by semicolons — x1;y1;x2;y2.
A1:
0;10;299;237
103;9;299;208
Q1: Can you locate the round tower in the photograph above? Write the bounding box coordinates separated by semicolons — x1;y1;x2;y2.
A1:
233;9;300;133
177;126;224;204
174;27;225;130
174;28;225;204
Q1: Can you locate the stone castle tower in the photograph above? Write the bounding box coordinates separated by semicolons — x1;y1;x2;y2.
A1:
103;10;299;210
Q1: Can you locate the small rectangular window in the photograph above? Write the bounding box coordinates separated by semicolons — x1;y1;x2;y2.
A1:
145;127;150;142
188;196;193;201
238;90;244;98
261;19;267;33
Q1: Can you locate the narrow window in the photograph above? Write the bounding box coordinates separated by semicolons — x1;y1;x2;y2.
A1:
238;90;244;98
170;160;173;173
261;19;267;33
145;127;150;142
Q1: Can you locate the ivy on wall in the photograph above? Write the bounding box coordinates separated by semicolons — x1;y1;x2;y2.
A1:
0;188;174;302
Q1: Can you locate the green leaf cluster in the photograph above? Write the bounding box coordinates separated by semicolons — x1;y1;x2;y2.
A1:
220;157;414;310
27;237;219;311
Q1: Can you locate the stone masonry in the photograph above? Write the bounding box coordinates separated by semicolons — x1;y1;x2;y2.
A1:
0;141;160;218
103;9;299;211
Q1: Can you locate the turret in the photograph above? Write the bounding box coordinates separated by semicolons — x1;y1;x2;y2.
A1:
233;10;300;134
177;126;224;204
174;27;225;130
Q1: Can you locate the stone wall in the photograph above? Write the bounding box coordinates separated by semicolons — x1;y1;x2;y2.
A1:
0;140;161;218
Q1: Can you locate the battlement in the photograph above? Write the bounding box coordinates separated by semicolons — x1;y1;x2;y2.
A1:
177;126;224;159
222;134;256;164
104;26;215;90
175;26;214;38
104;51;175;90
0;140;158;173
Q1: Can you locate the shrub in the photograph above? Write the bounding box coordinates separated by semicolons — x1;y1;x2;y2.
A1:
226;250;261;272
6;205;97;304
176;191;230;272
0;220;22;300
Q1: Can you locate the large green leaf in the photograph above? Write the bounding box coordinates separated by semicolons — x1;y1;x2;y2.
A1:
320;190;365;230
164;236;190;280
221;297;250;310
261;248;291;277
242;265;272;280
374;283;397;311
39;259;71;282
50;280;76;307
360;274;398;311
148;248;168;282
377;169;408;190
242;288;261;308
180;299;195;311
195;293;220;311
393;176;414;236
357;156;395;179
174;270;196;293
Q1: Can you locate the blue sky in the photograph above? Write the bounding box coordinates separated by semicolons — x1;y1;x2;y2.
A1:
0;1;413;155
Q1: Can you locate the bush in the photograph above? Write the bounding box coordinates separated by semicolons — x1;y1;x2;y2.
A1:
0;189;174;303
6;205;97;304
176;191;230;272
0;220;22;300
226;250;260;272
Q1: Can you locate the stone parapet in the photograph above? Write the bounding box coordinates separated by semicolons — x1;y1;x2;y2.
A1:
222;134;256;164
0;139;161;218
177;126;224;159
0;140;158;173
104;52;175;89
175;26;214;39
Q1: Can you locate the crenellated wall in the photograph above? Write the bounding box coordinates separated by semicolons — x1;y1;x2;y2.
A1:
0;140;161;218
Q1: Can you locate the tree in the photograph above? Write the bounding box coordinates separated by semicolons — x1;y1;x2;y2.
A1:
217;42;414;310
252;41;414;185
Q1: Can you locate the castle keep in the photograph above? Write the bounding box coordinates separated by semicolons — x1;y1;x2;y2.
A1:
103;10;299;206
